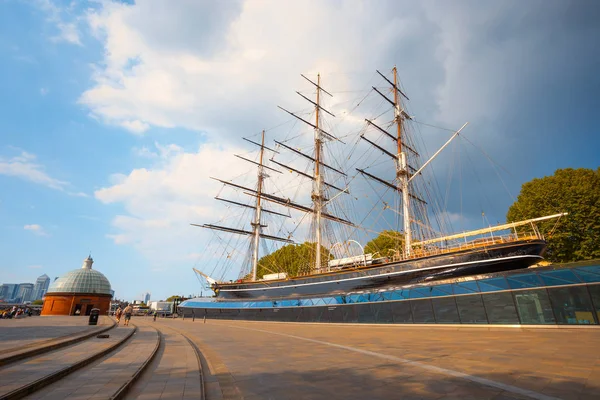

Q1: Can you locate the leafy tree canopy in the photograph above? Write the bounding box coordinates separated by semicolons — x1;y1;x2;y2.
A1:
256;242;332;279
165;295;182;302
507;168;600;262
364;230;404;257
31;299;43;305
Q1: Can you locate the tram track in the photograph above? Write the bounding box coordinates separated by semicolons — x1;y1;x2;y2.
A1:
128;320;207;400
0;319;117;368
0;325;137;400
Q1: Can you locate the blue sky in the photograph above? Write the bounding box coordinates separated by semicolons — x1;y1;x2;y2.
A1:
0;0;598;301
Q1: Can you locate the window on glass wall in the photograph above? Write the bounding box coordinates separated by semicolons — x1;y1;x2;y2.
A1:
587;284;600;324
513;289;555;324
482;292;519;324
411;299;435;323
547;286;596;325
456;294;488;324
432;297;460;323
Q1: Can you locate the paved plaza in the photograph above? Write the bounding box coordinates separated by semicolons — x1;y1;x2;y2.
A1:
145;318;600;400
0;316;599;399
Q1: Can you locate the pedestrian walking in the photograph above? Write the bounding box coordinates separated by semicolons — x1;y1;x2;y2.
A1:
115;306;123;325
122;304;133;326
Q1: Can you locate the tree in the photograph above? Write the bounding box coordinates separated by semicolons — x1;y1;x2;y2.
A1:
31;299;43;305
255;242;332;279
506;168;600;262
166;295;182;302
364;230;404;257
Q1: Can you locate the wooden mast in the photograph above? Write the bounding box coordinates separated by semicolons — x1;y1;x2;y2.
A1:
393;66;412;257
314;74;323;271
251;130;266;281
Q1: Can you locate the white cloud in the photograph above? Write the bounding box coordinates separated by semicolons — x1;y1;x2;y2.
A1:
0;149;88;196
0;151;68;190
95;142;253;266
36;0;83;46
79;0;440;137
24;224;49;237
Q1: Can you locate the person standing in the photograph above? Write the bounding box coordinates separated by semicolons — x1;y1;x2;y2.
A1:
122;304;133;327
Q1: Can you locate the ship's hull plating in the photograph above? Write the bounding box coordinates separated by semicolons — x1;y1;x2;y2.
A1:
213;240;546;300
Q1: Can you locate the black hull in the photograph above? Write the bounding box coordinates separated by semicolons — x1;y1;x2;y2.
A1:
214;240;546;301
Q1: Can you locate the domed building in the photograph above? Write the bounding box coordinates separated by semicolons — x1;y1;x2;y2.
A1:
41;255;113;316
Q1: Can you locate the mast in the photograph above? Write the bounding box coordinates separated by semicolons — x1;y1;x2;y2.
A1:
251;130;266;281
314;74;323;271
393;67;412;257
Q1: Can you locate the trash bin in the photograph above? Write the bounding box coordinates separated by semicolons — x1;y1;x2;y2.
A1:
88;308;100;325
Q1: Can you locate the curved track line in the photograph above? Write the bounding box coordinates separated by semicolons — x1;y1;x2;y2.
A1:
0;326;137;400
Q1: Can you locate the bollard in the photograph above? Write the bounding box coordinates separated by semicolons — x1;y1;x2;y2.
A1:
203;315;206;324
192;310;195;322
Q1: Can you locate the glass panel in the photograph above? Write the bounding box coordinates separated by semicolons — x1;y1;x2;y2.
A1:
411;299;435;323
482;292;519;324
573;269;600;284
547;286;595;325
409;289;427;299
343;304;359;323
308;307;324;322
348;295;361;303
327;306;344;323
358;303;377;323
453;281;480;294
312;298;326;306
456;294;487;324
587;285;600;324
376;302;394;323
540;270;581;286
435;284;454;295
296;308;309;322
507;273;542;289
391;301;413;323
432;297;460;323
428;287;450;297
514;289;555;324
477;278;509;292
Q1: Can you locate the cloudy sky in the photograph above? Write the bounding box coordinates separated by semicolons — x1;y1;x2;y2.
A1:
1;0;598;301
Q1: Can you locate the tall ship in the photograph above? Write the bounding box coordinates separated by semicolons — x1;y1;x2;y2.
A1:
187;67;565;304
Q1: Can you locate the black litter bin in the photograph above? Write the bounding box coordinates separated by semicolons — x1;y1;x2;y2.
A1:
88;308;100;325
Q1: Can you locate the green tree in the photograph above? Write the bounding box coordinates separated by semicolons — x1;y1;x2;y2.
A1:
255;242;332;279
506;168;600;262
31;299;44;305
166;295;182;302
364;230;404;257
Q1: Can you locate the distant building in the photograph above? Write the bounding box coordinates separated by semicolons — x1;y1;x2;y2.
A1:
149;301;173;314
0;283;18;301
15;283;34;303
42;255;113;316
144;292;151;304
33;274;51;300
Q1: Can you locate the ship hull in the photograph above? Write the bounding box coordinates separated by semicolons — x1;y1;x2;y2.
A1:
214;239;546;300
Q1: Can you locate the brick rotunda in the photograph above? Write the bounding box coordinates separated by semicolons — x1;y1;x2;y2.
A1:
41;255;113;316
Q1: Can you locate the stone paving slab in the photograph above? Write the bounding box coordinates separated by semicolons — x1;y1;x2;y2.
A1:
150;318;600;400
126;320;203;400
0;324;134;398
0;316;112;355
26;325;159;400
